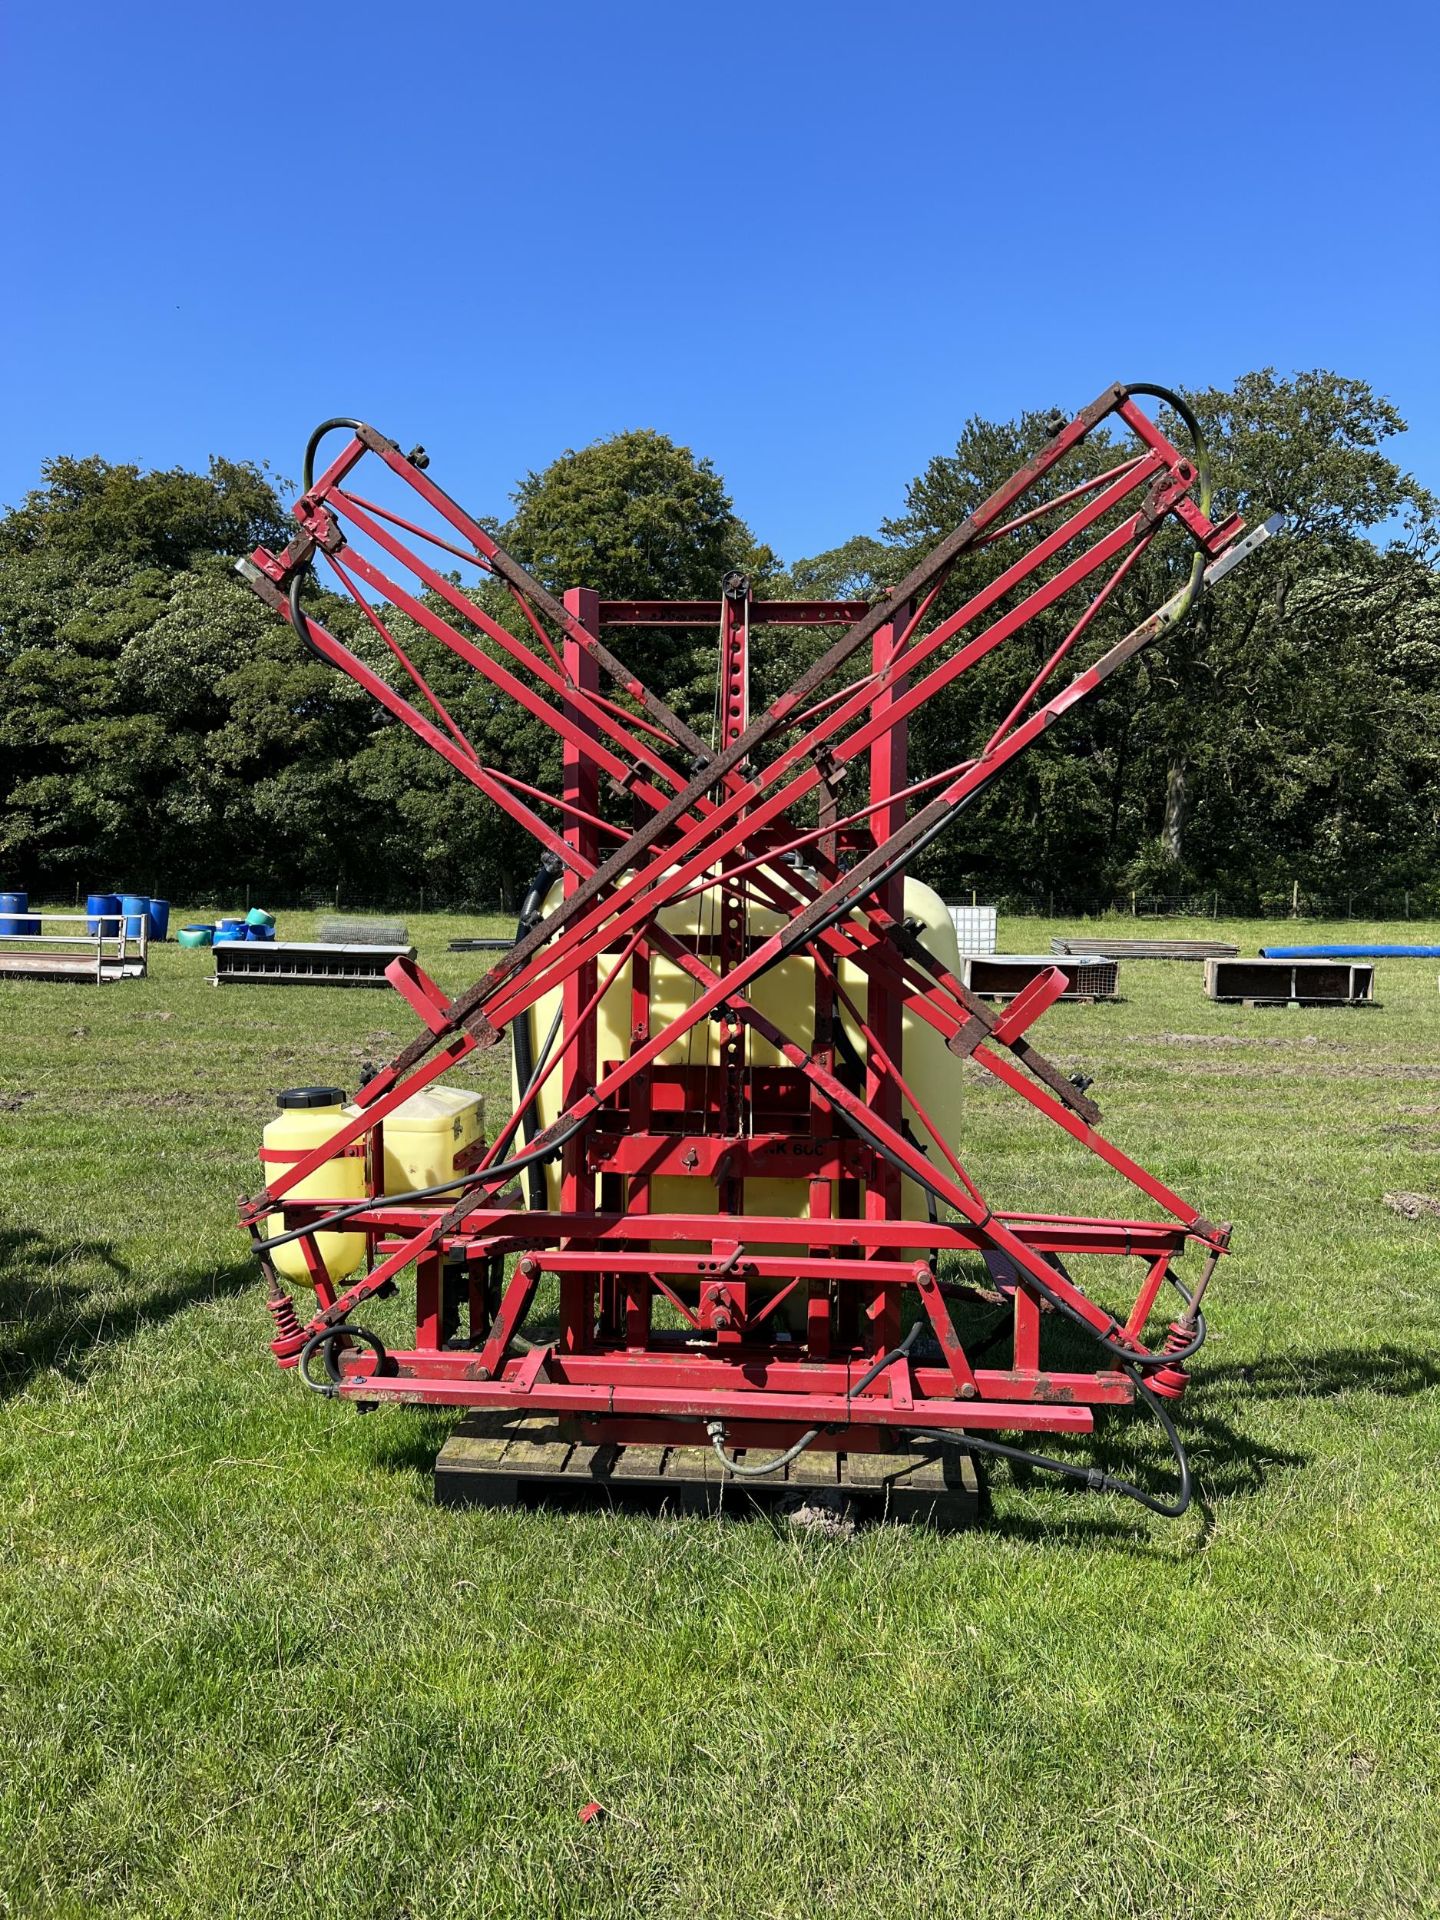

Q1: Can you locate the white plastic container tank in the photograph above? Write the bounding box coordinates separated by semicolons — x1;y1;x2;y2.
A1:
365;1084;486;1195
261;1086;367;1286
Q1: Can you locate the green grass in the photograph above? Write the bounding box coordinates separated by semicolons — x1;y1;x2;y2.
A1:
3;909;1440;1918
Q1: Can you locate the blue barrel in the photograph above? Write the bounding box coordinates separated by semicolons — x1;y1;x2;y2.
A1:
147;898;170;942
0;890;28;937
120;893;150;939
245;923;275;941
86;891;121;936
216;917;245;942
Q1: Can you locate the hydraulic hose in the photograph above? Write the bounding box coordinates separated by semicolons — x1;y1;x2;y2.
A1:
840;1102;1208;1374
303;417;365;494
288;567;337;671
903;1363;1193;1519
286;418;368;670
254;1116;586;1253
708;1322;923;1478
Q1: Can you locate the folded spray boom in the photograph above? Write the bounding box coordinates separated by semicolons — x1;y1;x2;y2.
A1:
236;385;1277;1514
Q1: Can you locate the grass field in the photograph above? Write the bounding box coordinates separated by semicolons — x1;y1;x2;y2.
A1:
3;909;1440;1919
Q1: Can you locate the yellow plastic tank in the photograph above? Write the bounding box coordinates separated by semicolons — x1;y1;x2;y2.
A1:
261;1086;367;1286
511;870;965;1247
366;1085;485;1195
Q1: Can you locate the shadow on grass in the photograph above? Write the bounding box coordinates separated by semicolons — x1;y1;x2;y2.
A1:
352;1325;1440;1549
1201;1346;1440;1401
0;1225;254;1401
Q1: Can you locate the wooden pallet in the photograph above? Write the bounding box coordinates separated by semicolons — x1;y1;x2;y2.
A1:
435;1413;981;1528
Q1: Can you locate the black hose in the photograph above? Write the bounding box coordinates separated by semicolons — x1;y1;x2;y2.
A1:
1122;383;1212;515
255;1116;586;1252
840;1101;1207;1375
298;1323;389;1397
303;417;365;494
708;1322;923;1478
286;418;369;670
288;568;338;671
902;1363;1192;1519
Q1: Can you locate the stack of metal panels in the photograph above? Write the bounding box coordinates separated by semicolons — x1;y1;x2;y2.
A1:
1051;937;1237;961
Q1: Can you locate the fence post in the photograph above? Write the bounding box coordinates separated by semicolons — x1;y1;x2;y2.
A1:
1291;880;1299;918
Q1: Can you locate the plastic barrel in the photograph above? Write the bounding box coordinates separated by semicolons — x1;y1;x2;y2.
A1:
246;923;275;941
120;893;150;939
216;917;245;942
147;898;170;942
0;890;27;937
177;925;213;949
246;907;276;930
86;891;121;936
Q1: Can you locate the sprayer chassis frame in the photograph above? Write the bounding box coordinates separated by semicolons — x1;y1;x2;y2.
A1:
240;386;1269;1452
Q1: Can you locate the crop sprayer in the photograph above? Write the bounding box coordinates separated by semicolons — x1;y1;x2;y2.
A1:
236;384;1279;1517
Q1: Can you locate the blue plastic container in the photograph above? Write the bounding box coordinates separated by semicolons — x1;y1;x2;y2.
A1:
146;898;170;943
0;890;28;937
86;891;122;936
245;923;275;941
120;893;150;940
216;917;245;943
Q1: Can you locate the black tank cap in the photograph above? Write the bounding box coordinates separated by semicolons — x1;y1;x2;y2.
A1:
276;1085;347;1110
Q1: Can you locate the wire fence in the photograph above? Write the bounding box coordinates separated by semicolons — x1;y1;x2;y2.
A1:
56;880;1440;924
989;888;1440;921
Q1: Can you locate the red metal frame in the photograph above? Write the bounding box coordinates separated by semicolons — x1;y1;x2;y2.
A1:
237;385;1271;1467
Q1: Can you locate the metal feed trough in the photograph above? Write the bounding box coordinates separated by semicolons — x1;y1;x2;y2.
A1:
213;940;415;988
235;386;1278;1519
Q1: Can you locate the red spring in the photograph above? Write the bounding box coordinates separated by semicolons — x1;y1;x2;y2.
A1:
265;1289;309;1369
1144;1320;1193;1401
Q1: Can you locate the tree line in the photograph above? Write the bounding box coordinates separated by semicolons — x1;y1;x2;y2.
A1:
1;369;1436;914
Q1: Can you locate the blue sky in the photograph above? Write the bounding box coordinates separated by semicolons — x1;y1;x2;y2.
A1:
2;0;1436;564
